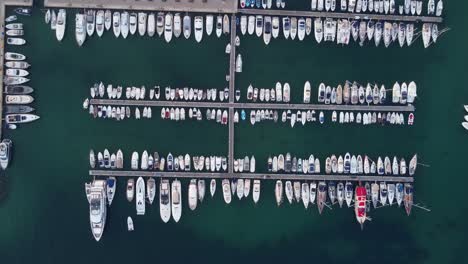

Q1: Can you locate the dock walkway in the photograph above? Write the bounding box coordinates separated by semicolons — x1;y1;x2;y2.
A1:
89;99;416;112
44;0;239;14
228;14;236;174
89;170;414;183
0;0;34;139
239;8;443;23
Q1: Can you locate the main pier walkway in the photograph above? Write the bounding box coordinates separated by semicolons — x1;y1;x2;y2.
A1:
89;169;414;183
44;0;239;13
89;99;416;112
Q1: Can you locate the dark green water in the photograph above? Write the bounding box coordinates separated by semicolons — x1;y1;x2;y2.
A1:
1;2;467;264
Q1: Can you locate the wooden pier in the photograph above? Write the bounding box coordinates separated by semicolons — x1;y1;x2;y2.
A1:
239;9;443;24
89;99;415;112
0;0;34;139
228;14;237;174
89;170;414;183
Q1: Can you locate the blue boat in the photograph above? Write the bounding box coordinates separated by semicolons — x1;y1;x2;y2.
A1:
241;110;246;120
256;0;261;8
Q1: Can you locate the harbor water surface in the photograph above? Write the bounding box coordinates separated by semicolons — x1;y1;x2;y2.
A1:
1;2;467;264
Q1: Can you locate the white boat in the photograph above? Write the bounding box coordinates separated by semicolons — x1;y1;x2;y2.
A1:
210;179;216;197
206;14;214;36
156;12;164;36
271;16;280;39
275;180;283;206
0;139;12;170
216;15;223;37
290;17;297;40
222;179;232;204
104;10;112;31
392;82;401;103
255;15;263;37
305;17;312;36
5;52;25;61
248;15;255;35
314;18;323;43
298;18;306;41
194;16;203;43
106;177;116;205
252;180;261;203
171;179;182;222
303;81;311;103
236;54;242;73
223;14;230;34
5;113;39;124
128;12;136;35
127;216;134;231
5;95;34;104
138;12;147;36
159;179;171;223
147;13;156;37
282;17;290;39
302;183;310;209
188;179;198;210
56;9;66;41
436;0;443;16
183;15;191;39
240;15;247;35
94;10;104;38
136;177;146;215
112;12;120;38
263;16;272;45
198;180;205;202
422;23;431;48
145;178;155;205
6;69;28;77
75;13;86;46
89;180;107;241
164;13;173;43
85;10;95;36
407;81;417;103
400;82;408;104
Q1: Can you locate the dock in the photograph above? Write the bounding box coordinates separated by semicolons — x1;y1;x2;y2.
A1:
239;9;444;24
228;14;237;174
89;99;416;112
44;0;239;14
0;0;34;139
89;170;414;183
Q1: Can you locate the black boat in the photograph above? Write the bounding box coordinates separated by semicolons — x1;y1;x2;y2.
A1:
3;105;35;114
4;85;33;94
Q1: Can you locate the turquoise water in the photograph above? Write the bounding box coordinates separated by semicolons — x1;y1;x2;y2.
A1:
1;2;467;264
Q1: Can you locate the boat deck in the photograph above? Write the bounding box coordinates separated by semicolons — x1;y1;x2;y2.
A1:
44;0;239;14
89;169;414;183
89;99;415;112
239;9;444;23
0;0;34;139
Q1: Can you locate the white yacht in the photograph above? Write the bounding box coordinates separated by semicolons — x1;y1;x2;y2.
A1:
136;177;146;215
126;179;134;202
194;16;203;43
282;17;290;39
112;11;120;38
147;178;156;204
75;13;86;46
290;17;297;40
56;9;66;41
297;18;306;41
303;81;311;103
255;15;263;37
222;179;232;204
128;12;137;35
160;179;171;223
206;14;214;36
183;15;191;39
86;10;95;37
248;15;255;35
89;180;107;242
171;179;182;222
138;12;147;36
148;13;155;37
216;15;223;37
188;179;198;210
263;16;272;45
275;180;283;206
0;139;12;170
272;16;279;38
314;18;323;43
173;13;181;38
164;13;173;43
120;12;129;38
252;180;260;204
157;12;164;36
240;15;247;35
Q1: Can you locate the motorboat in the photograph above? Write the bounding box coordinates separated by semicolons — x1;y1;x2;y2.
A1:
252;180;261;204
104;10;112;31
6;69;28;77
282;17;290;39
5;95;34;104
222;179;232;204
298;18;306;41
128;12;136;36
147;13;156;37
371;183;379;208
210;179;216;197
275;180;283;206
75;13;86;46
85;10;95;37
290;17;297;40
164;13;173;43
138;12;147;36
88;180;107;241
302;183;310;209
198;180;205;202
272;16;279;38
112;11;121;37
127;216;134;231
56;9;66;41
5;52;25;61
317;181;327;214
156;12;164;36
159;179;171;223
194;16;203;43
5;114;40;124
183;15;191;39
255;15;263;37
95;10;104;37
171;179;182;222
248;15;255;35
136;177;146;215
422;23;431;48
355;186;367;228
216;15;223;37
188;179;198;210
206;14;214;36
0;139;12;170
263;16;272;45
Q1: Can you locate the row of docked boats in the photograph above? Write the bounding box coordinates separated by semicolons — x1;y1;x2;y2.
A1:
44;9;67;41
310;0;443;16
240;0;287;9
161;107;229;124
317;81;417;105
333;111;414;125
89;149;124;169
164;87;234;102
240;14;441;48
247;82;291;102
72;9;232;46
250;109;326;126
4;16;27;46
86;105;152;120
87;176;414;240
233;156;256;173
